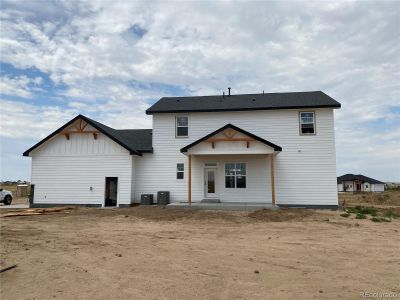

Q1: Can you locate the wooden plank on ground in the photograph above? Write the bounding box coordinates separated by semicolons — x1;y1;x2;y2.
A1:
0;264;17;273
1;208;74;218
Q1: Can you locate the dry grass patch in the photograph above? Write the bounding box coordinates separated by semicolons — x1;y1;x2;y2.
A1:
339;190;400;207
248;208;315;222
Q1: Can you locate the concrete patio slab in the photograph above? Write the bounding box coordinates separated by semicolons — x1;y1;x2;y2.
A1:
167;202;279;211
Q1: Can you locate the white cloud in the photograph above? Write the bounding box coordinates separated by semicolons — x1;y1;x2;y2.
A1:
0;0;399;180
336;123;400;180
0;99;77;138
0;75;43;98
0;98;152;139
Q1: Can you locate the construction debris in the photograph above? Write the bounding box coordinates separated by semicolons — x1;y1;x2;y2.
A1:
1;207;75;218
0;264;17;273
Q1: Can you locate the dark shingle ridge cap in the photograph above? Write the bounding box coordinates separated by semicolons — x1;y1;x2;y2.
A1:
116;129;152;131
146;90;341;114
161;90;322;99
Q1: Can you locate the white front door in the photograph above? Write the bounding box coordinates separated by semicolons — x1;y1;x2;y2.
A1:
205;168;217;198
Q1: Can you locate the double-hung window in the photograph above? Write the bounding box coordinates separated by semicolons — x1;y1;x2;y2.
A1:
299;112;315;135
225;163;246;188
176;116;188;137
176;163;184;179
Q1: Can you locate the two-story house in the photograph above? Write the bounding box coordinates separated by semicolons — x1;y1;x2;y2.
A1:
23;91;341;208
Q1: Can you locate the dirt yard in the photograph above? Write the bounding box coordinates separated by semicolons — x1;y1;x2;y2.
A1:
1;204;399;300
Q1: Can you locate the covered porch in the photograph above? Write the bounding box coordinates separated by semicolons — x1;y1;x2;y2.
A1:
180;124;282;206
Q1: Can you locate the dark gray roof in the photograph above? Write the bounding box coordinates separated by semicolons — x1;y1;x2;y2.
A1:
84;116;153;152
113;129;153;153
146;91;341;114
337;174;385;184
23;115;152;156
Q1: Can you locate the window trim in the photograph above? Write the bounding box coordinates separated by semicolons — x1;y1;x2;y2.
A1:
225;162;247;189
175;115;189;138
176;163;184;180
204;162;218;167
299;111;316;135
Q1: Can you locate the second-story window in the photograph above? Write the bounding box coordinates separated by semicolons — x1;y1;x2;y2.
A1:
299;112;315;135
176;116;188;137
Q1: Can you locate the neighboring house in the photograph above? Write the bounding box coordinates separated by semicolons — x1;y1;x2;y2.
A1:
23;91;341;208
337;174;385;192
386;182;400;190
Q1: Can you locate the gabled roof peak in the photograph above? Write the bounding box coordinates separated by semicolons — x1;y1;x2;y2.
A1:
181;123;282;153
23;115;153;156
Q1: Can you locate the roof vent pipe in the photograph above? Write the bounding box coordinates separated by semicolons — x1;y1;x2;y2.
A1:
223;91;225;98
228;87;231;96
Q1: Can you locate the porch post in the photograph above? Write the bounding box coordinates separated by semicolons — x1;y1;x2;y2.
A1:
270;154;276;206
188;154;192;205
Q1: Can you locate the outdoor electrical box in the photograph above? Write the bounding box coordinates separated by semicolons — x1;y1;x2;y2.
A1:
141;194;154;205
157;191;170;205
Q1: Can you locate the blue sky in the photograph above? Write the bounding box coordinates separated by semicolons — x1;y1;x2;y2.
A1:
0;0;399;182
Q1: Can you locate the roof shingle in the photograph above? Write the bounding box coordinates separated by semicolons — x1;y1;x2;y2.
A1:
146;91;341;114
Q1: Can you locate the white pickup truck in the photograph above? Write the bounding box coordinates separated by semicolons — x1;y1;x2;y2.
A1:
0;188;13;205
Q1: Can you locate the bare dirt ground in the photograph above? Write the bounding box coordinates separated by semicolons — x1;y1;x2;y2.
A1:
1;203;399;300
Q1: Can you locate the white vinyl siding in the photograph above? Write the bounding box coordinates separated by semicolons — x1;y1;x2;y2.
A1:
135;108;338;205
28;109;338;206
30;128;133;206
192;156;268;202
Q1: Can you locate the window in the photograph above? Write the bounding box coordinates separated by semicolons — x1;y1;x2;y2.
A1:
176;116;188;137
225;163;246;188
300;112;315;135
176;163;184;179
